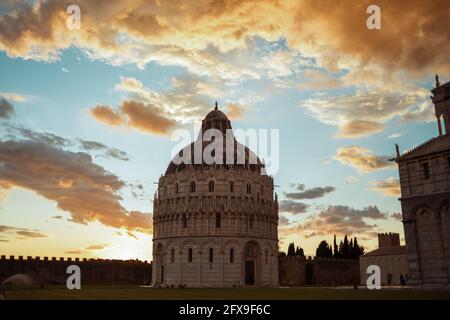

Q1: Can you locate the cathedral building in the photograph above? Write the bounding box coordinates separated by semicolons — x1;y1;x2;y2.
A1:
151;104;279;288
394;76;450;289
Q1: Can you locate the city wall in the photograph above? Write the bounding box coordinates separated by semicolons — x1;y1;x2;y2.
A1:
0;255;152;286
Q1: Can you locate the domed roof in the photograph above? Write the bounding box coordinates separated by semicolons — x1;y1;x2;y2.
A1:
165;103;265;175
204;106;228;120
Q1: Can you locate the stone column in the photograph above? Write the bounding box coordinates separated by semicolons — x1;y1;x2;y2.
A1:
437;116;443;136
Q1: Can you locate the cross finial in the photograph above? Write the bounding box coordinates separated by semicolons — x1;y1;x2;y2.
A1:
215;101;218;110
436;74;440;87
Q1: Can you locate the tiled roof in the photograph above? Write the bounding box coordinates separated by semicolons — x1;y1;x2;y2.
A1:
363;245;406;257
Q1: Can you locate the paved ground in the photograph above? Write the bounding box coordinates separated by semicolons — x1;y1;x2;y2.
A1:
3;286;450;300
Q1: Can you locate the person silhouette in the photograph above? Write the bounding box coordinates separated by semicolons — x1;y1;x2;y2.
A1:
400;274;406;287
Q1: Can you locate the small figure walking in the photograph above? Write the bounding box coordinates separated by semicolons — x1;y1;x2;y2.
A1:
400;274;406;287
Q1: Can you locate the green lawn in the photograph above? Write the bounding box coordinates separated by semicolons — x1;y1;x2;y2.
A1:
4;286;450;300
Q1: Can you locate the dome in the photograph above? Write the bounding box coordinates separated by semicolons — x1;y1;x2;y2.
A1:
204;108;229;121
165;103;265;175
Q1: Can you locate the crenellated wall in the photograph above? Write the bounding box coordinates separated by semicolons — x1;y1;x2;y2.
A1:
0;255;152;286
279;256;360;286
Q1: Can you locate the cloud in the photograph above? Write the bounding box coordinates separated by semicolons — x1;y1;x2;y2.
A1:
226;103;245;120
62;67;69;72
290;0;450;75
120;100;177;135
0;0;448;78
370;177;401;197
388;133;402;139
0;225;48;239
280;205;388;239
0;138;152;234
278;215;290;227
77;139;129;161
0;92;26;102
334;146;395;173
279;200;309;215
115;75;219;122
65;250;82;255
7;126;71;146
91;100;177;136
91;75;233;135
284;184;335;200
346;175;359;185
90;105;123;127
391;212;402;221
336;120;385;138
6;125;129;161
16;230;47;238
85;244;109;251
301;88;433;138
0;98;14;119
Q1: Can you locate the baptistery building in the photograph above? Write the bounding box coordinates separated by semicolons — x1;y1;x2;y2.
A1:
151;104;279;288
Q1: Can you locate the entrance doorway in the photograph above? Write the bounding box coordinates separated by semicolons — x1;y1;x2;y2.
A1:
245;261;255;285
243;241;259;286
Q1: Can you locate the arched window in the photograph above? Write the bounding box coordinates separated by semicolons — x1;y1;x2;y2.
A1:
209;180;215;192
230;248;234;263
171;249;175;263
229;181;234;193
182;213;187;229
175;183;179;194
215;212;221;228
190;181;196;193
209;248;214;263
249;215;254;230
188;248;193;262
246;183;251;194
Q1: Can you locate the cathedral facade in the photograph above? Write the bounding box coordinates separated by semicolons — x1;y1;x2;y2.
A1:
151;105;279;288
394;76;450;289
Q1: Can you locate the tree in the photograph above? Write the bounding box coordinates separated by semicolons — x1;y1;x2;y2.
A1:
333;234;339;258
315;240;333;258
295;246;305;257
342;235;350;258
287;242;296;256
352;237;365;257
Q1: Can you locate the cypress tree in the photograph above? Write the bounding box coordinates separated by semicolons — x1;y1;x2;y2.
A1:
342;235;350;258
333;234;339;258
287;242;296;256
295;246;305;257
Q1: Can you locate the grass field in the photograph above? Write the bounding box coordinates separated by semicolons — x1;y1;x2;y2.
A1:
3;286;450;300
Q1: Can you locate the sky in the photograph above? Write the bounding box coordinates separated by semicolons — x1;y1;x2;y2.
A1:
0;0;449;261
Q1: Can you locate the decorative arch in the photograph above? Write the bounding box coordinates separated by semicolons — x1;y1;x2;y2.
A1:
153;242;165;285
242;241;260;286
